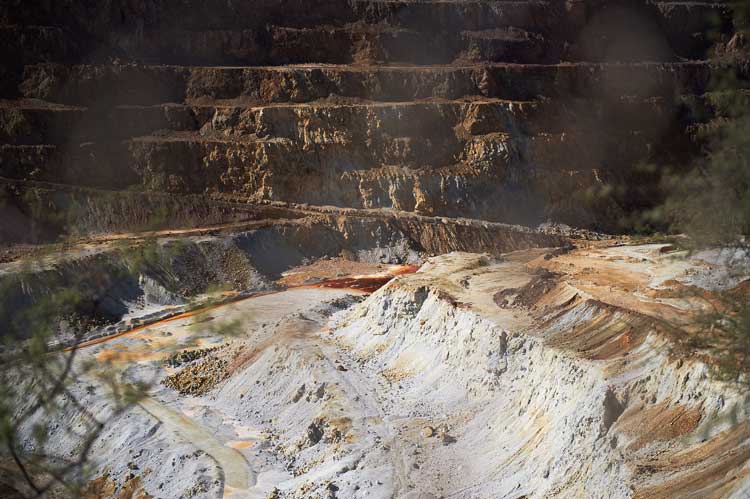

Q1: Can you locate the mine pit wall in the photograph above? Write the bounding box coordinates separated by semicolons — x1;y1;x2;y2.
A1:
0;182;307;245
2;60;742;230
1;62;725;229
0;238;268;342
332;277;750;497
0;0;730;67
12;62;723;107
0;0;745;232
0;215;562;343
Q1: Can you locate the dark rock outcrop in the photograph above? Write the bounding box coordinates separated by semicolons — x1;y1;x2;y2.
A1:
0;0;746;234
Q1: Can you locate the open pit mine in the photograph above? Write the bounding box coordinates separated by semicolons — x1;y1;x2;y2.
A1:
1;0;750;498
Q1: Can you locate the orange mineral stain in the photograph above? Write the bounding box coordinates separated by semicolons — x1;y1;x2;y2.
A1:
76;263;421;352
227;440;254;450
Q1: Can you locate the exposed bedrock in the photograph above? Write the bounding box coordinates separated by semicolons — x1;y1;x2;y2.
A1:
0;0;733;65
0;80;725;228
0;0;747;232
0;179;316;246
13;62;724;105
0;211;562;341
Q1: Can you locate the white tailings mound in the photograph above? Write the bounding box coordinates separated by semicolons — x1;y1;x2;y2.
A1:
323;250;750;498
15;246;750;498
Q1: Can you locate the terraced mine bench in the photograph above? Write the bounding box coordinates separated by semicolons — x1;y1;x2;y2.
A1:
1;0;745;235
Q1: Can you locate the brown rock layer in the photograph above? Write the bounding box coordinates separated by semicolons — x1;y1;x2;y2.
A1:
0;0;746;233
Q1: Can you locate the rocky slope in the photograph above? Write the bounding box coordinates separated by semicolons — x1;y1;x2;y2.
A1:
8;243;749;498
0;207;562;342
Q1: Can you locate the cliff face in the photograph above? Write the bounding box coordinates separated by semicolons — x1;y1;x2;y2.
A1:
0;0;745;234
0;207;563;341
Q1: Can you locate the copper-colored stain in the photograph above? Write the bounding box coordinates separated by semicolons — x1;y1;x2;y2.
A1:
75;264;420;352
227;440;254;450
303;264;420;293
307;275;395;293
632;423;750;499
619;401;703;452
82;474;152;499
392;264;421;275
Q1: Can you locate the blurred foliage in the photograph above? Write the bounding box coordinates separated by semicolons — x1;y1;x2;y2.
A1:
669;276;750;395
650;0;750;247
700;287;750;385
0;217;248;496
655;98;750;246
0;274;148;498
656;0;750;392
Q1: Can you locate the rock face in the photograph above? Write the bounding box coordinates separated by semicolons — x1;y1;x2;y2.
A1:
0;208;563;341
0;0;746;233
